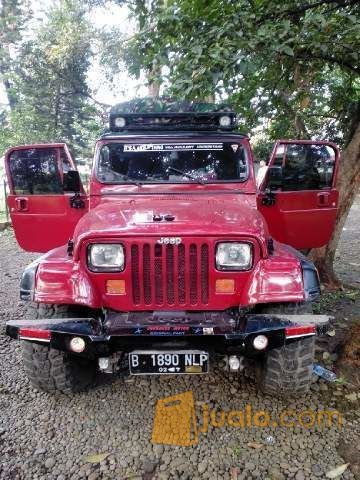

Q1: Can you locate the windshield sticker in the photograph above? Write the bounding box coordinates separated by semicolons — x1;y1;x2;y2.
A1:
231;144;239;152
123;143;223;152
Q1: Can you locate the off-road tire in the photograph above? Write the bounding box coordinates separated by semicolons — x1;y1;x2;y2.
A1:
21;303;96;394
257;302;315;397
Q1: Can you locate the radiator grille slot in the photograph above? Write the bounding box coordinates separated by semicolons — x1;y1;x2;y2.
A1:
154;248;163;304
189;244;197;305
166;245;175;304
143;244;151;305
131;245;140;305
178;244;186;304
201;244;209;304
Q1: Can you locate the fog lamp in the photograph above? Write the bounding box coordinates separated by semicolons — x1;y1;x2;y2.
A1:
253;335;268;351
69;337;86;353
219;115;232;127
114;116;126;128
228;355;241;371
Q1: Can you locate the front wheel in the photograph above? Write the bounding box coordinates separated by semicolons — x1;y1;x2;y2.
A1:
257;302;315;397
21;303;97;393
258;337;315;397
21;342;96;394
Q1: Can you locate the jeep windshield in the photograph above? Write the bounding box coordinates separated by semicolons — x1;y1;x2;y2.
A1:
96;142;249;184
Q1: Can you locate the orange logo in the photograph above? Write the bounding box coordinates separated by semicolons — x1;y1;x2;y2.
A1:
151;390;342;446
151;391;198;446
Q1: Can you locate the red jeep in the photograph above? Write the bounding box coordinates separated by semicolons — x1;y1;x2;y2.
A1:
4;100;339;397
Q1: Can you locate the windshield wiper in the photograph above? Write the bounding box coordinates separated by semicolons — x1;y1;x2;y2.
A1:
167;167;205;185
121;175;142;187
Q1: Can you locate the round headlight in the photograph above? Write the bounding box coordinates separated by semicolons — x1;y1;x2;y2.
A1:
219;115;232;127
216;242;252;270
114;116;126;128
88;244;125;272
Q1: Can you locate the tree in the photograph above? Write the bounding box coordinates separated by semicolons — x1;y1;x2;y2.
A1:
0;1;103;157
118;0;360;287
0;0;31;109
98;0;165;97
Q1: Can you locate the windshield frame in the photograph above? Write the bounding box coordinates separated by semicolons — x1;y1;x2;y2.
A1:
94;136;251;186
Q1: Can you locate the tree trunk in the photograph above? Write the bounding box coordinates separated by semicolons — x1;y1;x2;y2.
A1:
310;122;360;288
0;46;17;110
278;90;310;138
148;81;160;97
147;60;161;97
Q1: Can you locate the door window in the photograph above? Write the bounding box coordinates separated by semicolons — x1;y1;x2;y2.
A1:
280;143;336;191
9;148;63;195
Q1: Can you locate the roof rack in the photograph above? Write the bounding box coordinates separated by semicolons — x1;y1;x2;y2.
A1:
108;97;237;132
109;112;237;132
100;131;248;139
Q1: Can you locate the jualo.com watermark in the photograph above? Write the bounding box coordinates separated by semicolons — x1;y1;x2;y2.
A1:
151;391;342;447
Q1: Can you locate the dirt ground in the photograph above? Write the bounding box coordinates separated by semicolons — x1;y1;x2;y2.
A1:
0;198;359;480
334;195;360;288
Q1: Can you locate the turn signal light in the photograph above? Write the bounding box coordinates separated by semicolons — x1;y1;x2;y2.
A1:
285;325;316;338
106;279;126;295
19;328;51;342
216;279;235;294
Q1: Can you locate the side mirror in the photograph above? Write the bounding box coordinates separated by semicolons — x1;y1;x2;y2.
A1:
266;165;283;190
63;170;81;192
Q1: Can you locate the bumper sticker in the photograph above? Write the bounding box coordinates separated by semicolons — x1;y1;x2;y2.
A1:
124;143;223;152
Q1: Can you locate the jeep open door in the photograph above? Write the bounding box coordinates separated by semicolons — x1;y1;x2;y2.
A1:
257;140;340;250
5;144;87;253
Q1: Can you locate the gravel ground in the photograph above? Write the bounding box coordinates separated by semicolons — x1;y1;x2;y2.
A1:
0;199;359;480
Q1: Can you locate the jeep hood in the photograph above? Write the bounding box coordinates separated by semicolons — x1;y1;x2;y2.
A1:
73;194;268;248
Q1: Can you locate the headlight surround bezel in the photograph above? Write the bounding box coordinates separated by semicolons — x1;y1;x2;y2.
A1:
215;241;253;271
87;243;125;272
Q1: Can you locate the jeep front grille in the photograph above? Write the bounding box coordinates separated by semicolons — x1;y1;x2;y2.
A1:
130;241;210;307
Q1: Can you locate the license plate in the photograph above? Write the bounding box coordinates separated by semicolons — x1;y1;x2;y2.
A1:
129;350;209;375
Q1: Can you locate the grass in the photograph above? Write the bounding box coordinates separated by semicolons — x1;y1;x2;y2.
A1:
232;446;242;457
313;289;360;313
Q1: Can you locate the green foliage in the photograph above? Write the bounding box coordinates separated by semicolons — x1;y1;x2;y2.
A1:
313;289;360;313
1;0;359;162
0;1;104;157
0;0;30;51
118;0;360;146
0;0;31;109
252;140;273;164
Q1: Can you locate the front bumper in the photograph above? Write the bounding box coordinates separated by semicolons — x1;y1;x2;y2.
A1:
6;311;330;358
